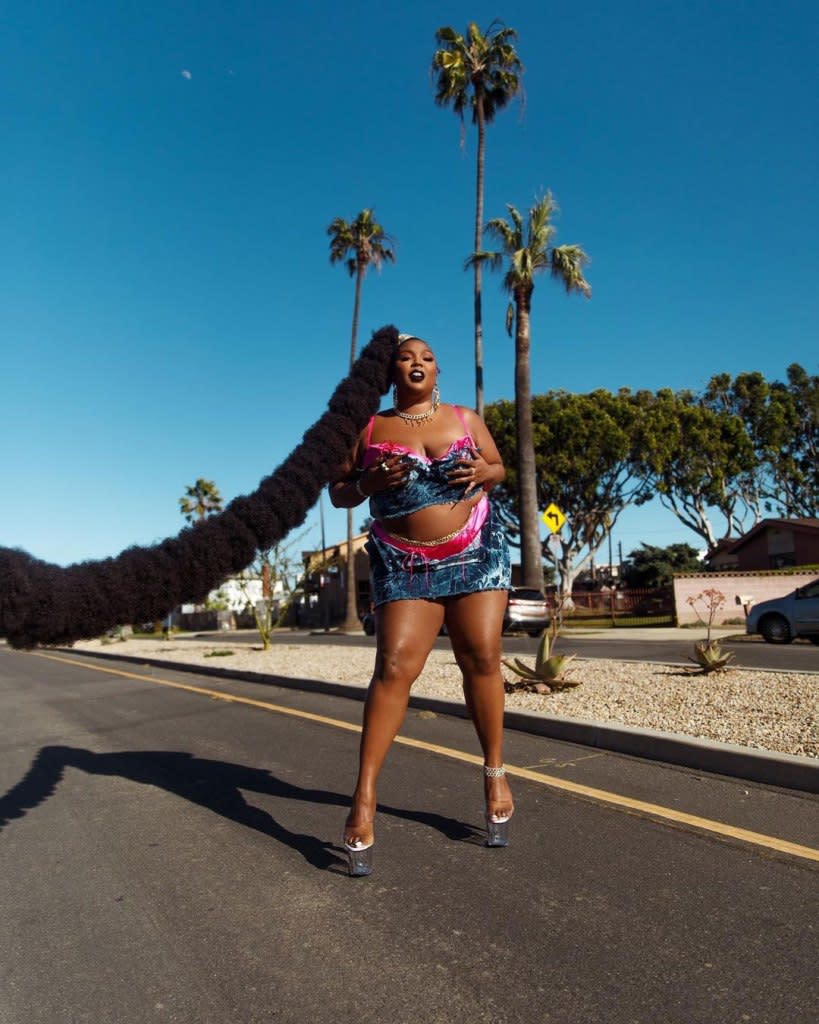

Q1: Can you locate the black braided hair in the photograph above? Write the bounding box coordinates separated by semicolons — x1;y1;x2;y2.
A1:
0;325;398;648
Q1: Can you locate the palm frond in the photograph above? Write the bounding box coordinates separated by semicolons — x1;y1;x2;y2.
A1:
432;20;523;125
465;249;503;272
550;244;591;297
327;209;397;276
507;203;524;237
505;302;515;338
481;192;592;330
434;25;463;46
527;193;557;250
484;215;520;251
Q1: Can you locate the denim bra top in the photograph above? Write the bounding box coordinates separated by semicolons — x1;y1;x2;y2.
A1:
361;406;476;520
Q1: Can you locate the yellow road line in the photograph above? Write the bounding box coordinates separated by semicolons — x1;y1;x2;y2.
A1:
29;650;819;864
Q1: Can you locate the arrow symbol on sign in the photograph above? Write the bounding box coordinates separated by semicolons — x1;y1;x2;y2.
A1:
541;502;566;532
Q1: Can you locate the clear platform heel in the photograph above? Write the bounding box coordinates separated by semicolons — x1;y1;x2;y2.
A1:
342;815;375;877
485;814;511;847
343;836;374;876
484;765;512;847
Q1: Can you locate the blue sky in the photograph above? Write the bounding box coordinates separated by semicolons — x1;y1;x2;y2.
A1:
2;1;817;569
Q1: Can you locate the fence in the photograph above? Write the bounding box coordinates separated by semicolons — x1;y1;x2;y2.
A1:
556;588;675;627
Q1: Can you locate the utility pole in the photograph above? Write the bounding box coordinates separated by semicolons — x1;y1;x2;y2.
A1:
608;528;614;584
319;494;329;631
608;526;616;626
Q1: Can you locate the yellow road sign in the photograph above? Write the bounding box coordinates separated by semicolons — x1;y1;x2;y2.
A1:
542;503;566;533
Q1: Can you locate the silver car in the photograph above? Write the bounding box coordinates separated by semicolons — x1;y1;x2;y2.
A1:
745;578;819;644
503;587;550;637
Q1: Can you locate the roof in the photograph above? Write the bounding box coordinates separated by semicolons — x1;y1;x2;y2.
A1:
707;518;819;559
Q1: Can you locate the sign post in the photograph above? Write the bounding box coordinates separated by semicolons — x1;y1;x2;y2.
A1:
542;504;568;617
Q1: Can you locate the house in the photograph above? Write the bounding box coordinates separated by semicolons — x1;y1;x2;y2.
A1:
705;518;819;572
175;569;284;631
295;533;371;627
703;537;739;571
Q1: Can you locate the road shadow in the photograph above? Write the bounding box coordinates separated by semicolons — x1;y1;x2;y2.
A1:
0;746;480;870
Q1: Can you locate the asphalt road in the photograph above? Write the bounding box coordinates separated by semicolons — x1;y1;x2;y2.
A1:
2;647;817;1024
199;628;819;673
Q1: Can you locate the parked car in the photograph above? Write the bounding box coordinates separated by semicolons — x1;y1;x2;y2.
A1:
745;578;819;644
503;587;550;637
362;588;550;638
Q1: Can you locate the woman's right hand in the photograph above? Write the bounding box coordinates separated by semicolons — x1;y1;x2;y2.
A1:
360;455;409;495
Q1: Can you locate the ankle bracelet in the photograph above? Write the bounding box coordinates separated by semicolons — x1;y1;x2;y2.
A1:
484;765;506;778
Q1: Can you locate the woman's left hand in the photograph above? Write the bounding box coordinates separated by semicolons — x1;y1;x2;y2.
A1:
448;447;488;498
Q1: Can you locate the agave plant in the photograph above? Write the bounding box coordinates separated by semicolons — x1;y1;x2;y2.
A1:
502;630;579;693
686;639;735;674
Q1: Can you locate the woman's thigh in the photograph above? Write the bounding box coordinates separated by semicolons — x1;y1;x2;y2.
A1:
375;599;446;683
445;590;508;672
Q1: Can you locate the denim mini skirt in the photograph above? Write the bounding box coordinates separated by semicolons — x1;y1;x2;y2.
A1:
367;497;511;607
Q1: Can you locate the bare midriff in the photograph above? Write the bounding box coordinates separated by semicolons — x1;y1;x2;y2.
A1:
380;491;485;544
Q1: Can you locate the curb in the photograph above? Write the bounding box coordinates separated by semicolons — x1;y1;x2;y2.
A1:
56;647;818;796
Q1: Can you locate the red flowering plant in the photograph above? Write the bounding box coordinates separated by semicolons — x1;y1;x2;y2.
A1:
685;588;735;674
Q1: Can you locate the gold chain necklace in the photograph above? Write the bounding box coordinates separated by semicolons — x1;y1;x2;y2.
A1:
394;394;440;423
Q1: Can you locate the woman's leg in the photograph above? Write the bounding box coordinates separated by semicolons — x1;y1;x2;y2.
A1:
445;589;514;820
345;597;445;845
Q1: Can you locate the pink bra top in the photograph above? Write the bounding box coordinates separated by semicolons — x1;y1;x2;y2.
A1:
361;406;476;519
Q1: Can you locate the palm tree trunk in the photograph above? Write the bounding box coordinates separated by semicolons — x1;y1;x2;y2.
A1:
473;92;486;417
349;262;363;369
343;508;360;631
342;265;366;632
514;288;544;591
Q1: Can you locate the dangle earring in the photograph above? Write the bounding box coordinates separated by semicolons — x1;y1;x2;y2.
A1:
392;384;398;406
432;383;441;407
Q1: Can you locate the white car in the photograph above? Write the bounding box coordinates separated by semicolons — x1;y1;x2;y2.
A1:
745;578;819;644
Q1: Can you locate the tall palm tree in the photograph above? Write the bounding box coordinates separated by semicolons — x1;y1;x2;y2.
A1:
179;478;223;524
432;21;523;417
327;209;396;632
473;194;590;590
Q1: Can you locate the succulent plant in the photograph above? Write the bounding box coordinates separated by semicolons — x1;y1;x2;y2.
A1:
502;630;579;693
686;639;735;674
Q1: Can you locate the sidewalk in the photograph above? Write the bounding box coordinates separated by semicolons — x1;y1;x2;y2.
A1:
561;626;745;642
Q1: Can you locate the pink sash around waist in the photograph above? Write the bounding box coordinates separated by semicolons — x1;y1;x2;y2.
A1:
372;496;488;560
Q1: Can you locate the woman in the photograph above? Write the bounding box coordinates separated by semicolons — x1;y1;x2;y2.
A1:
330;333;514;876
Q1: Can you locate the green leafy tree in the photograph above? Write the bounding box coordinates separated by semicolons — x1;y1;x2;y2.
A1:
432;20;523;416
473;195;590;590
778;363;819;516
702;370;771;526
704;364;818;520
639;390;756;549
327;209;396;632
485;389;653;600
204;588;230;612
620;543;703;589
179;478;223;524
